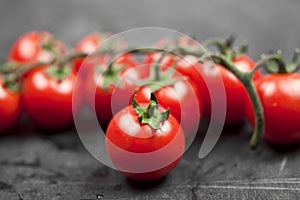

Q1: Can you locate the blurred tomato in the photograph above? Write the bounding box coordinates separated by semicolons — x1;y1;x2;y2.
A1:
0;76;21;133
9;31;66;65
22;65;81;130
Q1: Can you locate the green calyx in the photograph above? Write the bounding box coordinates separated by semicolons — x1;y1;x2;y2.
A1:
98;63;124;90
202;35;248;61
258;49;300;74
2;74;20;92
46;64;71;81
199;52;264;148
132;91;170;130
42;42;60;64
136;51;183;92
0;62;20;74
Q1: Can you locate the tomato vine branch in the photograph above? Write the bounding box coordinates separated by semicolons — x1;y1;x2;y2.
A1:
199;53;264;148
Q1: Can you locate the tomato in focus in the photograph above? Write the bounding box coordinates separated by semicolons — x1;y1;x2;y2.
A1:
246;73;300;145
106;92;185;181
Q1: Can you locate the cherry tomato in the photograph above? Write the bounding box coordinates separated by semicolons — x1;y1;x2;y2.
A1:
246;73;300;145
22;65;80;130
137;52;202;136
139;35;200;79
85;55;139;129
73;32;107;74
9;31;66;64
140;53;176;78
134;75;202;137
106;92;185;181
177;54;260;126
73;32;137;79
0;76;21;133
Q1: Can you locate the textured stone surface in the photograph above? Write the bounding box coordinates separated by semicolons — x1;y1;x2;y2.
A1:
1;122;300;199
1;0;300;199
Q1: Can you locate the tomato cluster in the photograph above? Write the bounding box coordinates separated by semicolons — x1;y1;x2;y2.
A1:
1;30;300;181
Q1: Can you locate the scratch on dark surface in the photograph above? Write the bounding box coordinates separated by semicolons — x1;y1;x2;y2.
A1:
18;194;24;200
204;162;224;175
196;185;300;191
191;183;199;200
0;181;13;190
0;157;40;167
212;178;300;186
278;156;287;175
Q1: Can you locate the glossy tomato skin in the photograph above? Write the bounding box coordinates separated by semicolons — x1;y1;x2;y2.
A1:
106;104;185;181
22;66;80;130
9;31;66;64
177;54;260;126
139;54;202;136
134;80;202;137
246;74;300;145
73;32;105;75
0;77;22;133
141;53;176;78
85;59;139;129
73;32;137;80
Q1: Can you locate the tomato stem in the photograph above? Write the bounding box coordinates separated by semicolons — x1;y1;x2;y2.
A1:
202;38;228;55
199;54;264;148
131;89;170;130
287;48;300;73
225;34;236;49
153;51;168;81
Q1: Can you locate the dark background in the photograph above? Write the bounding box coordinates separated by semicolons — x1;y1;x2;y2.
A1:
1;0;300;199
0;0;300;58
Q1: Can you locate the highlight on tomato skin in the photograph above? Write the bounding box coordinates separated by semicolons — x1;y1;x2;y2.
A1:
246;73;300;145
8;31;67;65
0;76;22;133
138;53;203;137
73;32;107;77
21;65;82;130
84;56;139;130
198;54;261;126
72;32;138;80
105;98;185;181
133;82;202;138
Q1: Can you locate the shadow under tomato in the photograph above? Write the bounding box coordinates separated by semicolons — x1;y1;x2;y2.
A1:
126;176;166;190
267;142;300;154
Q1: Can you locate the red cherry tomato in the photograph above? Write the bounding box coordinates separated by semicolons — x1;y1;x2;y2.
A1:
177;54;260;126
246;73;300;145
73;33;137;81
106;94;185;181
141;53;176;78
138;53;202;135
85;56;139;129
137;35;199;79
22;65;80;130
9;31;66;64
73;32;107;74
0;76;21;133
134;78;202;137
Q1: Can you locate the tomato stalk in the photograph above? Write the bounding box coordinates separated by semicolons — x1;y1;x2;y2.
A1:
132;89;170;130
199;53;264;148
153;51;168;81
1;61;47;92
258;49;300;74
200;48;300;147
202;35;249;61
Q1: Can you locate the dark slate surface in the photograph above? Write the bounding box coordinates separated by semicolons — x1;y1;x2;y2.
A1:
1;121;300;200
1;0;300;199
